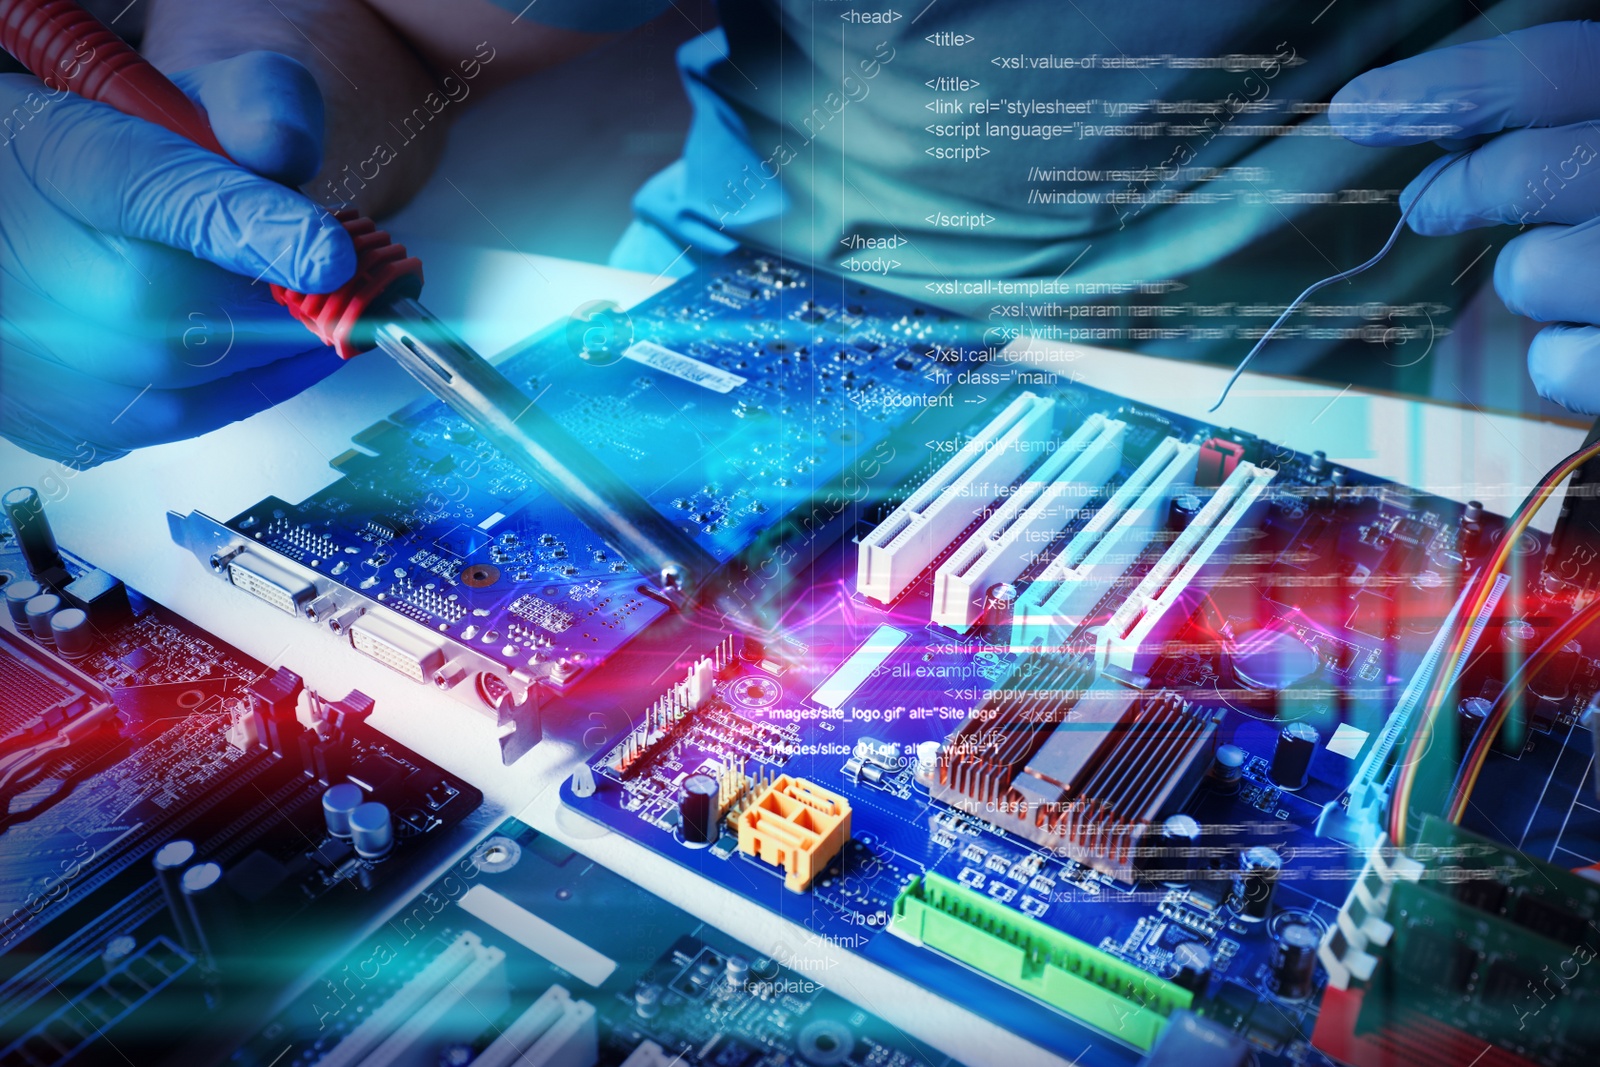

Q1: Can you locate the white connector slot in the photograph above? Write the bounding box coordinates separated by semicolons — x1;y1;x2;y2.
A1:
1011;437;1198;650
227;552;314;615
931;413;1125;631
349;610;447;684
1099;460;1276;677
857;392;1055;604
320;930;509;1067
472;984;598;1067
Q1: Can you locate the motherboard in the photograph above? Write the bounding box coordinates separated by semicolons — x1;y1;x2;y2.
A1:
552;369;1600;1066
169;250;974;762
231;817;963;1067
0;490;486;1065
162;250;1600;1067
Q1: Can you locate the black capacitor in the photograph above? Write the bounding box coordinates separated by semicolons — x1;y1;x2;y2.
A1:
1269;722;1319;790
180;861;232;968
4;579;41;625
1170;492;1204;529
1158;813;1203;885
1458;696;1492;754
1212;744;1246;791
981;582;1018;642
322;783;364;838
2;486;65;579
153;839;199;954
1271;922;1320;998
350;801;394;859
1171;942;1213;996
679;773;720;846
1529;640;1583;703
1232;845;1282;922
1459;500;1486;557
50;607;94;658
24;593;60;641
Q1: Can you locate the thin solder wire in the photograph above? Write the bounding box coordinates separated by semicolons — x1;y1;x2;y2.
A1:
1207;153;1466;413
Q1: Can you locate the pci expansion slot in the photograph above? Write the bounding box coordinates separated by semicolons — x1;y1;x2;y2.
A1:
1011;437;1199;651
1098;459;1276;679
857;392;1055;604
931;412;1126;631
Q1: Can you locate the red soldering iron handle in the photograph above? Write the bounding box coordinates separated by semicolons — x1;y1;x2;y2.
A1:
0;0;226;153
0;0;422;359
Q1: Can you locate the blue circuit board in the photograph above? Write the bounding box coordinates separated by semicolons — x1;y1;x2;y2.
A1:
168;249;1600;1065
231;817;964;1067
210;248;976;690
559;371;1600;1066
0;527;485;1065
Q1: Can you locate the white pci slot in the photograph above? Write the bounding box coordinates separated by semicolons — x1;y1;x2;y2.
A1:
856;392;1055;604
1010;437;1199;650
320;930;509;1067
1099;460;1277;677
472;984;598;1067
930;413;1126;631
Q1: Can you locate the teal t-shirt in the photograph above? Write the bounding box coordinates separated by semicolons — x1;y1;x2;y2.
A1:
605;0;1585;388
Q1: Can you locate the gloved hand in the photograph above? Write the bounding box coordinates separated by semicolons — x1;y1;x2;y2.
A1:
1331;21;1600;414
0;50;356;469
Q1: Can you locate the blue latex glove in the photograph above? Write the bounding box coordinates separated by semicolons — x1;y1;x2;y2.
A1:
1332;21;1600;414
0;51;356;469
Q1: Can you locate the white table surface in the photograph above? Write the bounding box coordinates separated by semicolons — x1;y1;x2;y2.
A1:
0;237;1588;1067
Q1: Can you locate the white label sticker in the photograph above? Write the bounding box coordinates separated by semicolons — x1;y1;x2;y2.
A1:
1327;722;1369;759
623;340;747;393
457;884;617;986
811;625;908;710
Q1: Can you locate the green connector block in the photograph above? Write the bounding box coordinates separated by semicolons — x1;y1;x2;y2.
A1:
888;872;1192;1051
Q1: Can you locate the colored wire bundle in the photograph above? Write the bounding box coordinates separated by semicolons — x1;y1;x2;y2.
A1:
1387;435;1600;845
1445;595;1600;824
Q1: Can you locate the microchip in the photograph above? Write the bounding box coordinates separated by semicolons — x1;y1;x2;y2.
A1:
1512;892;1589;945
1397;925;1479;993
314;838;354;868
225;851;289;902
1451;876;1508;915
1391;516;1431;544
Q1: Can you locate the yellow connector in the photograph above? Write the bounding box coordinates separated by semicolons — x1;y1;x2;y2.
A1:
736;775;851;892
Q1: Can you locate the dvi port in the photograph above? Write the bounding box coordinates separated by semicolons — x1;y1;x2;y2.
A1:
227;553;314;615
349;612;446;683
